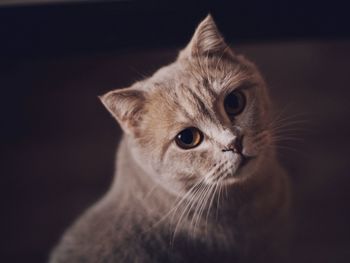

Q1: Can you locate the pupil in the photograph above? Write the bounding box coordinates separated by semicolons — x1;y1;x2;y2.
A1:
180;129;193;145
226;93;239;109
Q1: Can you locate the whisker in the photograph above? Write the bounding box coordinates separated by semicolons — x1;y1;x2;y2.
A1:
215;183;223;220
270;144;303;154
205;183;219;232
270;104;292;124
197;184;214;236
192;183;210;230
270;136;305;142
271;128;309;135
171;181;205;241
270;104;310;124
143;185;158;200
269;119;309;131
194;184;210;236
147;179;203;234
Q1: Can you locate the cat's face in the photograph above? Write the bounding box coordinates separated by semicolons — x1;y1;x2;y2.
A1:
101;15;273;195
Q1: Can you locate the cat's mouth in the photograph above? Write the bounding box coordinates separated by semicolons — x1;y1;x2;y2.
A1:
239;154;255;169
229;154;256;176
207;154;257;184
219;154;256;183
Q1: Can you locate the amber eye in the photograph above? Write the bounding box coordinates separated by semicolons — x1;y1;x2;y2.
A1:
224;90;246;116
175;127;203;149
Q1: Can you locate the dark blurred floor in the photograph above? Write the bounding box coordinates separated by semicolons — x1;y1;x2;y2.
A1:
1;40;350;262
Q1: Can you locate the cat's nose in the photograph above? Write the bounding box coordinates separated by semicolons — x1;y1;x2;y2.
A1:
222;136;242;154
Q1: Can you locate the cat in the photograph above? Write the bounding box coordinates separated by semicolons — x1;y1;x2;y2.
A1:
50;15;291;263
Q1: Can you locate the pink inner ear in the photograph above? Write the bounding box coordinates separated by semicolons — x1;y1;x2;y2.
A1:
100;88;146;135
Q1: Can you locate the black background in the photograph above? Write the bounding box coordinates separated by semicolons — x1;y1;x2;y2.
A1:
1;0;350;262
1;0;350;58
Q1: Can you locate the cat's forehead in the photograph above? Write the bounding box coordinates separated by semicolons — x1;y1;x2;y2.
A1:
148;54;259;98
145;56;254;107
146;63;217;115
142;68;224;139
141;55;261;133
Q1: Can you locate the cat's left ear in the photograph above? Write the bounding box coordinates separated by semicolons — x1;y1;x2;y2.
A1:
180;14;232;58
99;88;146;135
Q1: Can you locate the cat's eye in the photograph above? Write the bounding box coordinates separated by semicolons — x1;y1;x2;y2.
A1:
224;90;246;116
175;127;203;149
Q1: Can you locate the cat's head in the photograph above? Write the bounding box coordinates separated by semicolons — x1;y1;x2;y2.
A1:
101;15;273;194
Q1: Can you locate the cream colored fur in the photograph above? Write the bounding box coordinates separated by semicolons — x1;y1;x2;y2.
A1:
50;15;291;263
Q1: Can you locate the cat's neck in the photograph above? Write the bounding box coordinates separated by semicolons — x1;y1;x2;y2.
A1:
109;136;177;213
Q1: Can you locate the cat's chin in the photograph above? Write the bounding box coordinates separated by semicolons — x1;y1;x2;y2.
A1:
218;155;257;185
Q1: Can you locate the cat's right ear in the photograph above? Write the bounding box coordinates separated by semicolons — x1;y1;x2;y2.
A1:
99;88;146;135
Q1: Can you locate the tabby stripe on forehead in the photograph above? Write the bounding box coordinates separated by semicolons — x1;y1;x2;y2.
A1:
198;77;218;100
169;88;195;123
186;87;217;124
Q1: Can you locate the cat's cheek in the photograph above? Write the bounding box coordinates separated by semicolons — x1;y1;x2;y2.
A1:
236;157;260;179
241;132;267;157
242;138;259;157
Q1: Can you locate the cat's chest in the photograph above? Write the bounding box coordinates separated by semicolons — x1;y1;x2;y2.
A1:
125;221;239;263
134;231;238;263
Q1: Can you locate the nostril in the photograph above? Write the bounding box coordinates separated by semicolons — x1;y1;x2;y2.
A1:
222;136;243;154
234;138;243;153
